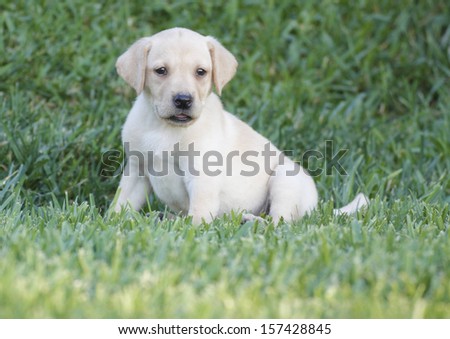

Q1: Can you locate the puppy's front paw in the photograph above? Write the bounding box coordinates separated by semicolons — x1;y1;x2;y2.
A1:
241;213;266;224
146;211;177;221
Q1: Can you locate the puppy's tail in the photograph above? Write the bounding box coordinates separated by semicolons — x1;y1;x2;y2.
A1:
333;193;369;215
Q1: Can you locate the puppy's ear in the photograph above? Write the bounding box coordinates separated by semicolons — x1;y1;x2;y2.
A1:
116;37;152;94
206;37;238;96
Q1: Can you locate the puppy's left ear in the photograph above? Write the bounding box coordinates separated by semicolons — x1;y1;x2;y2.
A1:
116;37;152;94
206;37;238;96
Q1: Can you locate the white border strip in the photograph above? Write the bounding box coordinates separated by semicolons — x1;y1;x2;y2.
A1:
1;319;449;338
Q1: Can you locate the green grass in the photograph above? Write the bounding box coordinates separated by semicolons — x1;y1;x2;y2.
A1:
0;0;449;318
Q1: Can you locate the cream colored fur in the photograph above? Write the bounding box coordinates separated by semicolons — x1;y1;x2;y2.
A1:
114;28;367;224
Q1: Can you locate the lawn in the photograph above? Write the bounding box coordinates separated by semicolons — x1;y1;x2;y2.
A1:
0;0;449;318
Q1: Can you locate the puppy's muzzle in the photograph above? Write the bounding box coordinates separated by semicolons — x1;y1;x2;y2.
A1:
169;93;194;124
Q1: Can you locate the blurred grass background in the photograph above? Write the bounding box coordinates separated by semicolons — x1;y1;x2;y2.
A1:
0;0;449;318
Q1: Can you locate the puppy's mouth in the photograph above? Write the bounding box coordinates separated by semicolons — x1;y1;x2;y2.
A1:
168;113;193;124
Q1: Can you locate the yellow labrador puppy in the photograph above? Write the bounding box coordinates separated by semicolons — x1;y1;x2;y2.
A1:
114;27;367;224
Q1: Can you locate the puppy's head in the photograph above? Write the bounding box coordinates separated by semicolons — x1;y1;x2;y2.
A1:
116;28;238;126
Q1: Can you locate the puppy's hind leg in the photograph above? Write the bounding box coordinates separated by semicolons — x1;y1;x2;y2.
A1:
268;161;318;223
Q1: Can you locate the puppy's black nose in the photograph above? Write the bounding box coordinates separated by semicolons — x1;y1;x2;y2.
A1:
173;94;193;110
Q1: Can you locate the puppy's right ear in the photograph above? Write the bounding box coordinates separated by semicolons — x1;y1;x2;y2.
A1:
206;37;238;96
116;37;152;94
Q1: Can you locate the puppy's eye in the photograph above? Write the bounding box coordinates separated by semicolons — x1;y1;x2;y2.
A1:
154;67;168;76
196;68;207;77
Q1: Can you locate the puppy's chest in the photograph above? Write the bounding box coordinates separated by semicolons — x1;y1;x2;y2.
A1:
138;135;190;213
137;134;190;176
149;172;189;213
